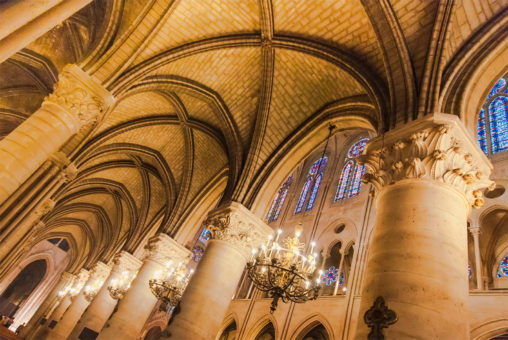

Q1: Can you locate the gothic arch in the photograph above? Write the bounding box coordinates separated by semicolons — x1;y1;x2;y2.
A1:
245;315;278;340
471;318;508;340
289;314;334;340
216;313;239;340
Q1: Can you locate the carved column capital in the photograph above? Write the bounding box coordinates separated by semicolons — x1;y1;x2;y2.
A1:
88;261;112;283
34;198;55;218
468;226;481;237
111;251;142;274
44;64;115;127
205;202;273;259
144;233;190;266
359;113;494;209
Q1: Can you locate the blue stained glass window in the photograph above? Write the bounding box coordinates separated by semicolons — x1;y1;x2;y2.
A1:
338;270;345;287
468;264;472;279
322;266;339;286
496;254;508;278
267;175;293;222
335;161;353;201
198;228;211;244
295;177;312;214
477;109;488;155
348;164;366;197
295;157;327;214
477;75;508;155
487;78;506;100
191;246;204;262
489;96;508;154
335;138;369;202
347;138;369;158
306;173;322;211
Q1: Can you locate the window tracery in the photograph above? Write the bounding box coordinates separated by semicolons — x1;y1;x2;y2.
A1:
496;254;508;278
266;175;293;222
295;157;327;214
477;75;508;155
335;138;369;201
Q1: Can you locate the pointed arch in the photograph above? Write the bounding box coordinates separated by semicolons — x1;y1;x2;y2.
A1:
335;138;369;201
289;314;335;340
266;174;293;222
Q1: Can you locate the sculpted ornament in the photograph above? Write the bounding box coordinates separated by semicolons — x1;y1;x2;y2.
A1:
44;65;110;127
112;251;142;273
144;234;190;266
205;206;272;258
359;122;494;208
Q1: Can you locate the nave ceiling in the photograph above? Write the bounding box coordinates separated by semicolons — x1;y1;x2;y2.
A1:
0;0;506;268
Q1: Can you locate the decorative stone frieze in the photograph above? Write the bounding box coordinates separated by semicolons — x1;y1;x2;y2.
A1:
44;64;115;127
111;251;142;274
144;233;190;266
205;202;273;258
359;113;494;208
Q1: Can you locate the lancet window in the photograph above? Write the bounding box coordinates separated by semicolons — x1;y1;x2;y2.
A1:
295;157;328;214
266;175;293;222
477;75;508;155
335;138;369;201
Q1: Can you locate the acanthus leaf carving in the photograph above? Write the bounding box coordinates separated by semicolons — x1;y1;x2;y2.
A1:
359;117;494;209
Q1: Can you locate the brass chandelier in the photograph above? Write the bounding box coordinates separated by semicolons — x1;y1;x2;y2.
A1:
148;262;193;312
83;279;102;302
107;270;136;300
247;224;322;313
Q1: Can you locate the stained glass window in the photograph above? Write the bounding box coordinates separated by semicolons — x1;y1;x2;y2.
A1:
335;138;369;201
266;175;293;222
198;227;211;244
496;254;508;278
335;161;353;201
468;264;472;279
295;157;327;214
192;246;204;262
322;266;339;286
477;75;508;155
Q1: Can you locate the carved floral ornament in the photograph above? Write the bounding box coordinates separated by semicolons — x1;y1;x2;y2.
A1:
44;65;113;127
358;122;494;208
112;251;142;273
144;234;190;266
205;208;272;258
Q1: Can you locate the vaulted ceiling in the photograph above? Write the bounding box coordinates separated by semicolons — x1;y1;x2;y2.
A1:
0;0;506;266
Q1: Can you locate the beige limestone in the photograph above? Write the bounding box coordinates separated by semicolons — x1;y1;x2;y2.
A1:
97;234;189;340
164;202;272;340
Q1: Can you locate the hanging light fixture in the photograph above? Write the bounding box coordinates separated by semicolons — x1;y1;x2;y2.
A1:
107;270;137;300
148;262;193;312
247;224;322;313
247;124;335;313
83;279;103;302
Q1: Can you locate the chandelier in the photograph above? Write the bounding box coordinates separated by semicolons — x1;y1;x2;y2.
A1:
148;262;193;312
247;224;322;313
67;280;86;297
83;279;102;302
107;270;137;300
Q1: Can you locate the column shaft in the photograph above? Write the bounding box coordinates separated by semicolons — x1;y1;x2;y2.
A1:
470;228;483;290
0;0;93;63
97;260;161;340
166;240;246;339
355;180;469;339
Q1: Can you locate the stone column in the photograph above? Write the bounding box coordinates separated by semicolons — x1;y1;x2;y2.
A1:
69;252;142;339
20;271;75;338
48;262;110;340
469;225;484;290
0;0;94;63
354;113;493;340
97;235;189;340
34;269;88;340
164;202;272;340
0;64;114;205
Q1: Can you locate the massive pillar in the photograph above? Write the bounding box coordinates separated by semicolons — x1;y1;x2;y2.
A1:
354;113;493;340
20;271;75;339
164;202;272;340
0;64;114;205
0;0;94;63
33;269;89;340
97;235;189;340
69;252;142;339
48;262;110;340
